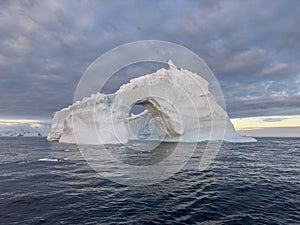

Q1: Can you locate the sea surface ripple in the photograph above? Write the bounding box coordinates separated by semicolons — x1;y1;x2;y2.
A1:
0;137;299;224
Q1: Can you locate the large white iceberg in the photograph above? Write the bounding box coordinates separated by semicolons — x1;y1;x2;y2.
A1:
47;60;256;144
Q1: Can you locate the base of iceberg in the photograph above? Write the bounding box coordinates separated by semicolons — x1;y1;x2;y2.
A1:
47;60;256;144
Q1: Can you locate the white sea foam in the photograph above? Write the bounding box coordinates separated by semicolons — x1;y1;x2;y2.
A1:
38;158;59;162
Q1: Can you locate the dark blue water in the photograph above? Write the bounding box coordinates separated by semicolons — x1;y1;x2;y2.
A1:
0;137;299;224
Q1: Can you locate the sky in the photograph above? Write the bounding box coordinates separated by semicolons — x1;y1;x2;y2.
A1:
0;0;299;136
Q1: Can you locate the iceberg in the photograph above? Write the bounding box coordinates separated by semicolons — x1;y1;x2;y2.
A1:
47;60;256;144
0;123;50;137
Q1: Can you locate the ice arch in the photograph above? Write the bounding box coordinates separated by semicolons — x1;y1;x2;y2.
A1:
125;97;184;142
48;61;256;144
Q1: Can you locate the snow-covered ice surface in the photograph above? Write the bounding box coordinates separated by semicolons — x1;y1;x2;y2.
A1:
0;123;50;137
48;60;256;144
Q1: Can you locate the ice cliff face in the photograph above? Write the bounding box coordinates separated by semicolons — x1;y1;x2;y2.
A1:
47;108;69;141
48;60;256;144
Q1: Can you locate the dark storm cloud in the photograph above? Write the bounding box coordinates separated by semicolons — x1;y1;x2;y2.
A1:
0;0;299;119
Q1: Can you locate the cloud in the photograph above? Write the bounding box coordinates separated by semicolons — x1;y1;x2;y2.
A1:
0;0;299;120
231;115;300;131
261;117;289;122
0;54;8;66
237;127;300;138
220;48;266;72
258;63;288;76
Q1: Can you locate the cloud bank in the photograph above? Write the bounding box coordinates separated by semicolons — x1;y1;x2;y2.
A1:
0;0;299;119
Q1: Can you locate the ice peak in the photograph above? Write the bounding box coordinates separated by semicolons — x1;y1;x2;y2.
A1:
167;59;177;69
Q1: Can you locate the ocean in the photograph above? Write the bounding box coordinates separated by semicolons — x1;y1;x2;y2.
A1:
0;137;299;224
